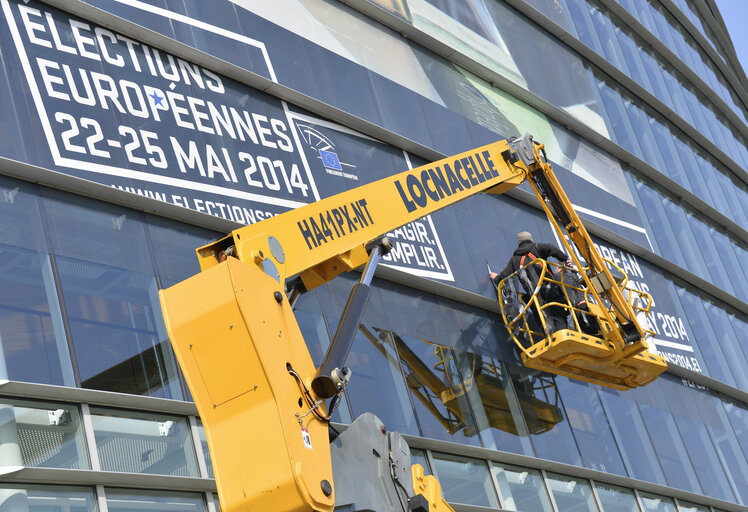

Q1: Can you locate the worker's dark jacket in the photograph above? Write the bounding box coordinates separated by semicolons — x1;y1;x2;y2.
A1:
492;240;568;286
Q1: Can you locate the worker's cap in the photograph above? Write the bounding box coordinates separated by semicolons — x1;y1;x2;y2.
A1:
517;231;533;243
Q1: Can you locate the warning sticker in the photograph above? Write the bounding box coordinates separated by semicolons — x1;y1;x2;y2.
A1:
301;427;312;449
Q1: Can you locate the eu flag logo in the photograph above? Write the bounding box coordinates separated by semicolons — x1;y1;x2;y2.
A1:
319;149;343;170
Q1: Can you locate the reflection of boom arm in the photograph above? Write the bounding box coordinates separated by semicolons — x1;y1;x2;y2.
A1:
158;134;664;512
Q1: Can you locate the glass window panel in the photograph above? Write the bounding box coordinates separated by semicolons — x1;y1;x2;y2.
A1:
638;51;672;109
431;452;499;508
615;29;652;92
508;366;582;466
596;80;641;156
554;379;626;475
680;412;741;503
675;287;735;385
683;214;731;292
524;0;578;36
493;463;553;512
564;0;605;54
634;398;701;493
661;198;708;280
0;178;75;386
624;101;666;172
41;191;182;399
677;501;709;512
90;408;199;477
594;483;640;512
449;353;530;454
588;5;629;74
710;229;748;302
106;489;206;512
146;217;219;288
41;189;154;272
597;389;666;484
196;420;212;479
410;448;431;475
671;137;712;202
56;255;182;399
701;303;748;392
660;70;692;125
343;324;419;435
715;171;748;229
0;484;96;512
631;179;684;267
546;473;599;511
722;398;748;464
638;491;677;512
0;398;88;469
389;332;481;446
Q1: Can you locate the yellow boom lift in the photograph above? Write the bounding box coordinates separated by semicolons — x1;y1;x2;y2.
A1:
159;134;666;512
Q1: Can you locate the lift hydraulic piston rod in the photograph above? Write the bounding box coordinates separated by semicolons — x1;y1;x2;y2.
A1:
312;237;393;398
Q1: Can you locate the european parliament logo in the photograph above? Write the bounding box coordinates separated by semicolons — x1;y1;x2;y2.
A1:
318;149;343;171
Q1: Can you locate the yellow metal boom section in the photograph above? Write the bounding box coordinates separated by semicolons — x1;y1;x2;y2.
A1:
195;139;525;290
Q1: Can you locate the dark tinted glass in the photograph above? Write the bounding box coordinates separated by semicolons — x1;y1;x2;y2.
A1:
0;177;75;386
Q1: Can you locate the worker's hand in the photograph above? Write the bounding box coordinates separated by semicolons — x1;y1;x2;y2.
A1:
489;272;498;281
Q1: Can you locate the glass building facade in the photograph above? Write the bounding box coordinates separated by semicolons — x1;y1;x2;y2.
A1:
0;0;745;511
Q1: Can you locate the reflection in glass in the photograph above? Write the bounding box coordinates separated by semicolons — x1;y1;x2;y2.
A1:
0;398;88;469
638;491;676;512
555;377;626;474
90;408;199;477
677;500;709;512
546;473;598;511
197;420;213;479
594;483;640;512
107;489;205;512
637;402;701;493
0;177;74;386
343;325;418;435
41;191;182;399
56;255;183;399
431;452;499;508
0;484;96;512
410;449;431;475
492;463;553;512
509;367;582;467
387;332;481;446
597;389;665;485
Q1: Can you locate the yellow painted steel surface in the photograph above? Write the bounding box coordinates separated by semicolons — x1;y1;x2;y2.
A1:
195;139;525;291
522;330;667;390
159;258;334;512
411;464;456;512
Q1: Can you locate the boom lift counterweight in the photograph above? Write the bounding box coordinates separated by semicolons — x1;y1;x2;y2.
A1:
159;134;666;512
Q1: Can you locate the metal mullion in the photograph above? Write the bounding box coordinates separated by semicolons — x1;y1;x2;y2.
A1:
80;403;101;472
424;449;437;477
95;484;109;512
205;491;217;512
589;479;607;512
486;459;506;510
634;488;648;511
189;416;210;479
541;469;561;512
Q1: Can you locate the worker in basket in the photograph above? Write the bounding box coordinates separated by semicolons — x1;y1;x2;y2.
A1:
490;231;572;337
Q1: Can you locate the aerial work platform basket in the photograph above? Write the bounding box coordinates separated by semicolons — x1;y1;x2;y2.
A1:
498;258;667;390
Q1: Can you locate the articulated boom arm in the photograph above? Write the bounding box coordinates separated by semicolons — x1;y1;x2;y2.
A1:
159;135;663;512
517;141;648;350
195;138;526;291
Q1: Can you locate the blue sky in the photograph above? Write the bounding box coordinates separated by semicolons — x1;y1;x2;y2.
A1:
714;0;748;74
